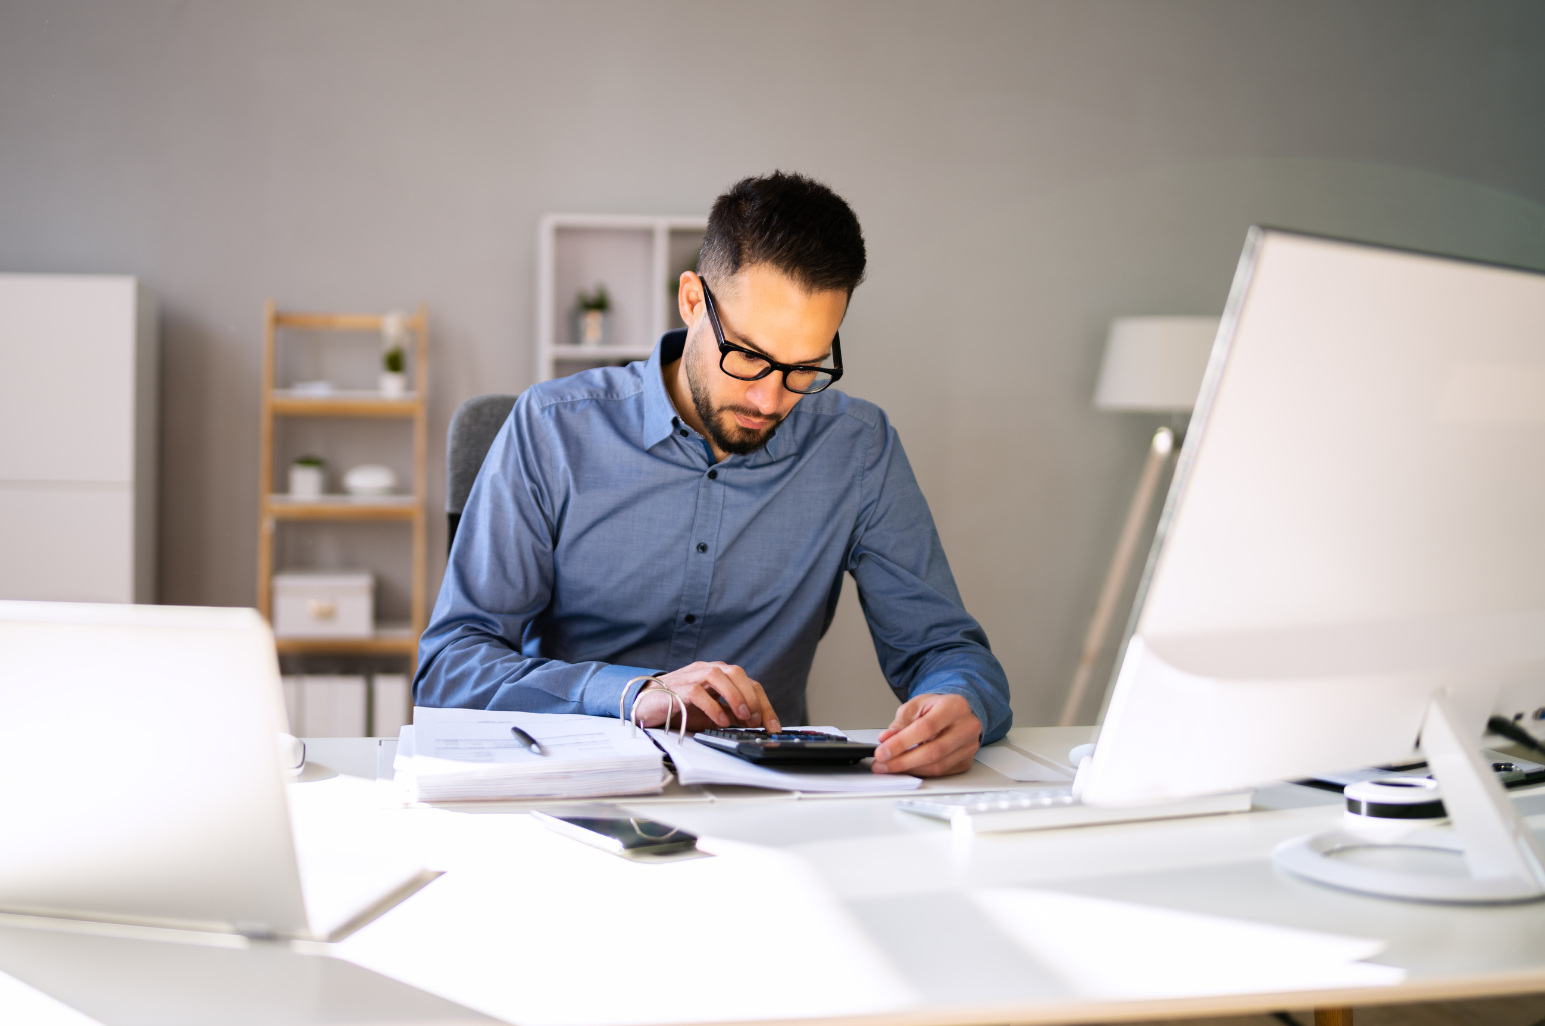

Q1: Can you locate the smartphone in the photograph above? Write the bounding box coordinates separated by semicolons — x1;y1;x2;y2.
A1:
532;809;698;857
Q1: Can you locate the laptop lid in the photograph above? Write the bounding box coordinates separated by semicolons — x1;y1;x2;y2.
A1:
0;601;311;938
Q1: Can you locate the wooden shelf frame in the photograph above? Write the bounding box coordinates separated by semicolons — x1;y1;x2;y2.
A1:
257;302;429;673
267;501;418;522
274;629;418;657
269;393;420;418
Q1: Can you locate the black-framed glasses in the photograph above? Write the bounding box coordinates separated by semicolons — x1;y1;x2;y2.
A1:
700;280;844;395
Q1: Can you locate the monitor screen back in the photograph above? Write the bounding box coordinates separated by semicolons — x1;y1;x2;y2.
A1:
1084;230;1545;805
0;601;310;936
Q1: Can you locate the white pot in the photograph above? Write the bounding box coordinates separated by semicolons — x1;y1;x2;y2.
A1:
289;464;325;501
380;371;407;397
575;309;608;347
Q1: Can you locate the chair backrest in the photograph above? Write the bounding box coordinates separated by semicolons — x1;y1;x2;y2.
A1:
446;393;518;552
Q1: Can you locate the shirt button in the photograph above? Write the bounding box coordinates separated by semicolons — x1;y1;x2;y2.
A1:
707;469;718;479
684;614;697;624
696;542;707;553
679;429;689;437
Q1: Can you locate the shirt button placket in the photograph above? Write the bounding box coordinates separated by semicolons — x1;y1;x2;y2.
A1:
667;466;725;667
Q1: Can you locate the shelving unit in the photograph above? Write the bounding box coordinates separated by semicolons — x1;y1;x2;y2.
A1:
536;213;706;382
256;302;429;673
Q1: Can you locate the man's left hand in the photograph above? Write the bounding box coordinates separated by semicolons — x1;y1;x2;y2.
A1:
872;693;981;777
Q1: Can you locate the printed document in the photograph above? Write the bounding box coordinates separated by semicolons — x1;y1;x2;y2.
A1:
397;708;667;801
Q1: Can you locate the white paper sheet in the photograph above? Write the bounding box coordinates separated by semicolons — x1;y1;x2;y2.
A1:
650;729;922;793
971;887;1403;998
0;970;101;1026
974;744;1074;782
287;774;433;939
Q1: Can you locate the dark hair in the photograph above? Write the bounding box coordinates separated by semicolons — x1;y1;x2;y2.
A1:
698;171;867;296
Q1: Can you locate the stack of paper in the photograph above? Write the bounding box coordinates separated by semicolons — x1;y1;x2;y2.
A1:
649;728;923;793
397;708;667;802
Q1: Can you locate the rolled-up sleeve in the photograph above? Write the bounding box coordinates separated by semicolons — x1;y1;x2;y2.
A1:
413;399;658;717
846;417;1012;743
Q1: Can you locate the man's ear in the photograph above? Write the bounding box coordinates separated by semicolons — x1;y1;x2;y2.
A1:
677;271;705;328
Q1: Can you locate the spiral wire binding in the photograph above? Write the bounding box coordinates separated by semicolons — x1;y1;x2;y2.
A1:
621;675;689;742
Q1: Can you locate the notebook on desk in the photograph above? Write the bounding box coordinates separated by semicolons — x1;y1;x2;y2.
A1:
0;600;431;941
396;708;669;802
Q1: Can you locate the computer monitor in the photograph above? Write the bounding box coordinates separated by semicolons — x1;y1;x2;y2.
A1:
1080;228;1545;903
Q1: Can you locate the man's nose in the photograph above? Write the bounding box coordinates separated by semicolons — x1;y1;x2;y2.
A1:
747;377;782;412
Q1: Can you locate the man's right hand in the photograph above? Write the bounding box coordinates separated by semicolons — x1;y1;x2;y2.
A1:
632;662;781;733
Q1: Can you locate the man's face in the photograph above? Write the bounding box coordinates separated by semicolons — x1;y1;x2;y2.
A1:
679;263;848;456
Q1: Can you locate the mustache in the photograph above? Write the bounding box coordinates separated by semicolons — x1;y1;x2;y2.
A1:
717;405;781;430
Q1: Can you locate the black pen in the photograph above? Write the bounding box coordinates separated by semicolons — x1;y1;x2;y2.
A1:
510;725;546;756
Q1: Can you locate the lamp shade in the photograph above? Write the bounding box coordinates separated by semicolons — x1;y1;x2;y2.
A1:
1094;316;1220;412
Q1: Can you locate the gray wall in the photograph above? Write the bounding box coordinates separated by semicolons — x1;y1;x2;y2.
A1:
3;1;1544;727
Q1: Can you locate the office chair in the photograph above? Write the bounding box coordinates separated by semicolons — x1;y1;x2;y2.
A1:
446;393;518;552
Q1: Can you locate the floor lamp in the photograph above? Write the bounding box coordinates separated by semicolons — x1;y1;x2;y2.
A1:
1057;316;1219;727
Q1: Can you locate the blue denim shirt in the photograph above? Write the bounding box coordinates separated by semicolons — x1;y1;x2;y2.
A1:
414;330;1011;741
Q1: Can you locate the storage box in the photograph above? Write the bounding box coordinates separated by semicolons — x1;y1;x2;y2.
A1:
371;673;411;738
272;570;374;638
281;674;369;736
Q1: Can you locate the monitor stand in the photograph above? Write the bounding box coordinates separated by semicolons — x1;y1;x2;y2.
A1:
1274;693;1545;904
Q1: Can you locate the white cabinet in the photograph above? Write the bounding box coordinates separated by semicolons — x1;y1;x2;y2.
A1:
0;275;158;602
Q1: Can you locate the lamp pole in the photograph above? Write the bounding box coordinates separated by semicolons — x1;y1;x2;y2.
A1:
1058;426;1174;727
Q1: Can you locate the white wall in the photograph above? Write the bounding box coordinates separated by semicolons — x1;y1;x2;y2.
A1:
2;1;1544;726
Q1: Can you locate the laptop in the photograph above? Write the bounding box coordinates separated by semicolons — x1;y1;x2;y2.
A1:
0;600;431;940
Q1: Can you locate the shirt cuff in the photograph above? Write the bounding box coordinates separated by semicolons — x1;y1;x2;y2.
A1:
911;682;1000;745
583;662;665;720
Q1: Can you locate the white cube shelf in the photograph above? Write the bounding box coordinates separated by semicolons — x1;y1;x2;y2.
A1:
536;214;706;382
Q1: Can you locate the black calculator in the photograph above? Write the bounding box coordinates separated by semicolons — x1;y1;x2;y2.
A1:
692;728;877;766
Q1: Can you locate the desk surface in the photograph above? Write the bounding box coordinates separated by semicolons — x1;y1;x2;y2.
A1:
4;728;1545;1026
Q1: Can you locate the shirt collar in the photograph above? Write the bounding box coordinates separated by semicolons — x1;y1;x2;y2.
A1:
639;327;786;464
641;329;688;451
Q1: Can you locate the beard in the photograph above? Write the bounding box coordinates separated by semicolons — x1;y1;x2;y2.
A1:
685;344;785;456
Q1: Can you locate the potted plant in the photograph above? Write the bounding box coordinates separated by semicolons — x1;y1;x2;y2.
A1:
289;455;325;501
574;284;610;347
380;311;410;397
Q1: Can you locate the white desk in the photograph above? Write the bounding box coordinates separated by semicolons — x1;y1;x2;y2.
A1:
3;729;1544;1026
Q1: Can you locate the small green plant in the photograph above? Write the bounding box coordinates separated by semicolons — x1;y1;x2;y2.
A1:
293;454;324;467
576;283;611;312
383;347;405;373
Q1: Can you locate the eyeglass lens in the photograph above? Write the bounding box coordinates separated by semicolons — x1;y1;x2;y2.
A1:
720;348;836;394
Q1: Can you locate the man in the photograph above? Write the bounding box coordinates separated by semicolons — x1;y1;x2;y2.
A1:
415;172;1009;776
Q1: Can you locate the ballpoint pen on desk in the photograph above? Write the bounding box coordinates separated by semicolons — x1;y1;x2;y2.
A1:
510;725;547;756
